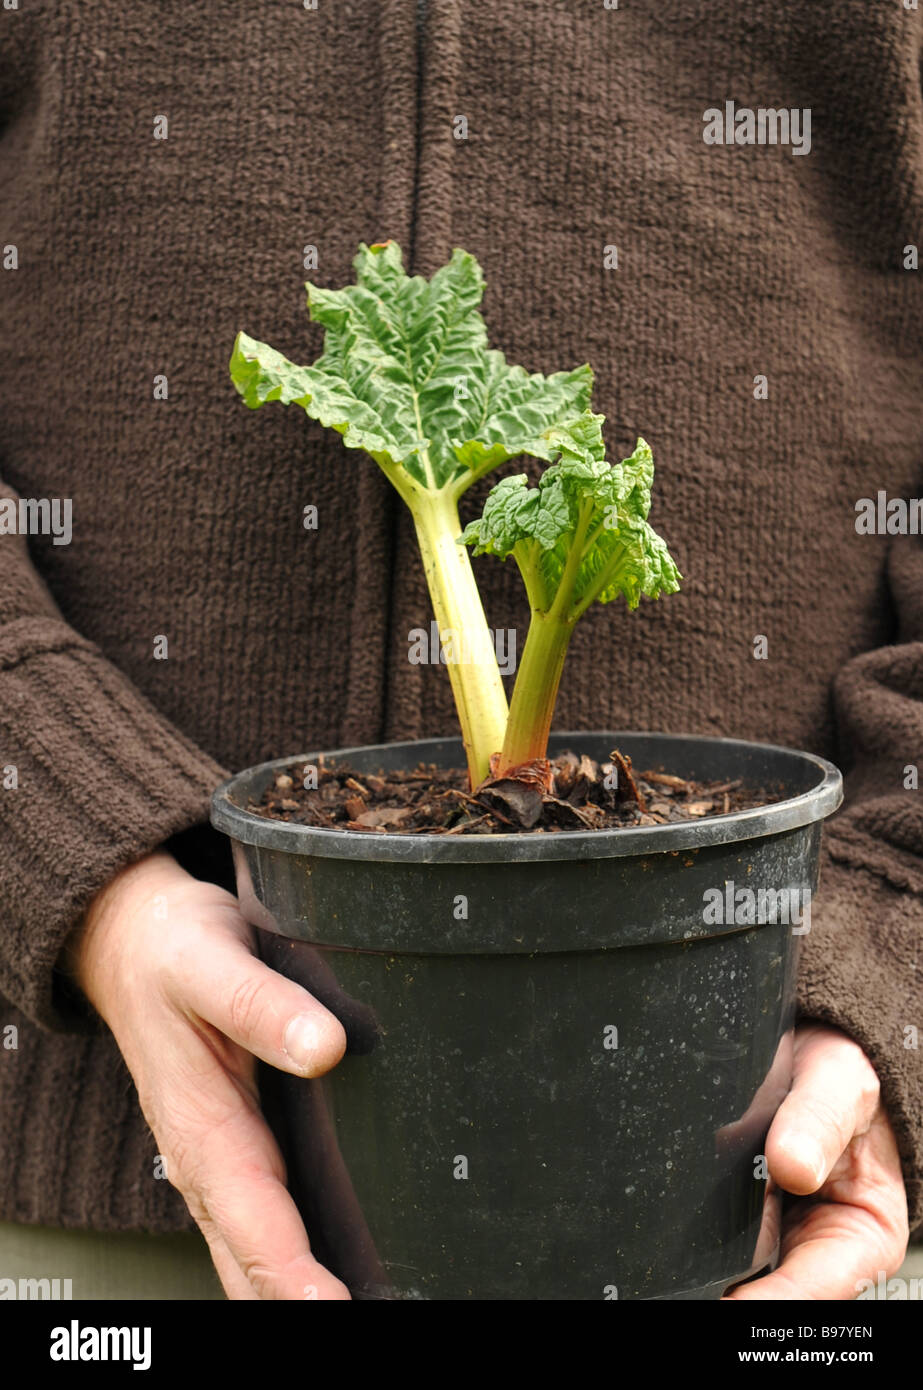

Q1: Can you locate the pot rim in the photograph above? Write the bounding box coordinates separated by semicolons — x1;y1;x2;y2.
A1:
210;731;843;864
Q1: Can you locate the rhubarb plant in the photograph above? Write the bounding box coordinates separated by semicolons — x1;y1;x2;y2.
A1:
230;240;593;785
459;413;681;775
230;241;680;792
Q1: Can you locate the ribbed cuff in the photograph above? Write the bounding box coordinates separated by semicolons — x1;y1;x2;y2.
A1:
0;618;228;1033
798;852;923;1231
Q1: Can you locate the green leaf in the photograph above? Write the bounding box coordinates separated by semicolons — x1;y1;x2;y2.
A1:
448;356;595;490
229;332;410;471
230;241;593;496
460;418;682;616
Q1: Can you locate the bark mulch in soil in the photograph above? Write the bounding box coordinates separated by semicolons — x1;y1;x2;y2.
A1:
250;748;777;836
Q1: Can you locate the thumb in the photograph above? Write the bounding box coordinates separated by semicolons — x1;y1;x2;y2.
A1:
178;933;347;1078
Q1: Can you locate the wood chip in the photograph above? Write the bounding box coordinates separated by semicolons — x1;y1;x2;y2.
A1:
479;757;555;795
643;771;691;792
541;794;602;829
553;751;581;797
609;749;647;812
352;806;414;828
476;780;544;828
444;814;489;834
685;801;714;816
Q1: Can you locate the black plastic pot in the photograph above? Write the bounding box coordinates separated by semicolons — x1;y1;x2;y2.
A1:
211;732;842;1301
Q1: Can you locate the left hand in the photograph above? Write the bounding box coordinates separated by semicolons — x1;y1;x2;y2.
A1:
724;1022;909;1300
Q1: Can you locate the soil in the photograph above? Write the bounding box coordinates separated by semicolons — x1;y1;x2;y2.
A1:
250;748;776;836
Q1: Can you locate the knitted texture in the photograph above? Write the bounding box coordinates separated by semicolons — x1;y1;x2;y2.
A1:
0;0;920;1231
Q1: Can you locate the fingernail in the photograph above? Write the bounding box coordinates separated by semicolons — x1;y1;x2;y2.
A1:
777;1132;826;1186
283;1013;321;1069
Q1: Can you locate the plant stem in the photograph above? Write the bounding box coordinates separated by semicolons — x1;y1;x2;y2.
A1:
548;498;593;622
410;491;509;787
497;609;574;772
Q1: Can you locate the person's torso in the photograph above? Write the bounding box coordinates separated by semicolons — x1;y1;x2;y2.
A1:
2;0;921;770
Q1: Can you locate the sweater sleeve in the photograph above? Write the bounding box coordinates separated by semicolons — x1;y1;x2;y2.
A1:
0;476;228;1034
798;532;923;1229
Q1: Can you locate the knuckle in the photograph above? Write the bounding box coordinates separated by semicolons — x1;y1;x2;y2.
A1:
847;1053;881;1130
238;1259;276;1297
842;1035;880;1092
184;1189;212;1227
227;972;270;1041
803;1090;846;1139
235;1248;299;1300
158;930;198;989
160;1135;200;1197
858;1063;881;1110
134;1081;159;1133
147;1110;214;1212
877;1214;910;1279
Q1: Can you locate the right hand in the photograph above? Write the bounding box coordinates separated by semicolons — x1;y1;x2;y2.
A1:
60;849;350;1300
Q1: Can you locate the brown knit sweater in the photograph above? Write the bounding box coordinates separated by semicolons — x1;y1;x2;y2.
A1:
0;0;921;1234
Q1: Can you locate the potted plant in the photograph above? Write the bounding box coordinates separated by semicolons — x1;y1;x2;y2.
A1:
211;242;842;1300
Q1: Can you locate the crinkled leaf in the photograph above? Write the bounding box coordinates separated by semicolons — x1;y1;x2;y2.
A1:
230;241;593;494
459;473;573;555
460;421;681;614
229;332;411;471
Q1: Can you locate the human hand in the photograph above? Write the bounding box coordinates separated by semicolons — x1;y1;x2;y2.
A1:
725;1022;909;1300
61;850;350;1301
